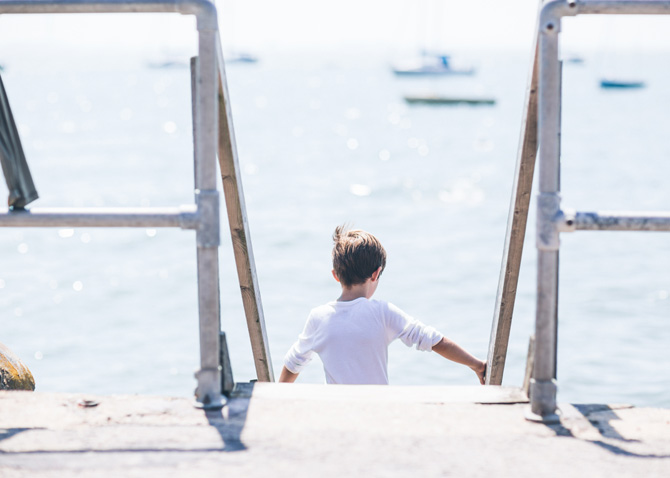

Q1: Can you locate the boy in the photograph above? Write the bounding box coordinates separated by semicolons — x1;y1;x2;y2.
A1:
279;225;487;385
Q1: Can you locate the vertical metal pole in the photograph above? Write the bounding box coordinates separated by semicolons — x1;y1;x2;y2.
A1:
530;13;561;420
193;27;224;409
190;56;200;188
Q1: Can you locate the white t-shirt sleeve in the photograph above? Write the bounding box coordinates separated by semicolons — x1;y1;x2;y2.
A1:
283;313;318;374
385;302;443;352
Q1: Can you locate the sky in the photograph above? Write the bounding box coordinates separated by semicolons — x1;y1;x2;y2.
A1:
0;0;669;57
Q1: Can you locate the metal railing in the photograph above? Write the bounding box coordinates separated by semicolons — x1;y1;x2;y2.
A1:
0;0;226;409
530;0;670;421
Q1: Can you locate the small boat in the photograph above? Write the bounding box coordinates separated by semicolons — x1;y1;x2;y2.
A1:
393;54;474;76
404;94;495;106
600;79;646;89
147;60;189;69
225;51;259;64
563;56;585;65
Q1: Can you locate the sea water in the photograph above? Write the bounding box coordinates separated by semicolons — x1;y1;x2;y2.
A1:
1;43;668;408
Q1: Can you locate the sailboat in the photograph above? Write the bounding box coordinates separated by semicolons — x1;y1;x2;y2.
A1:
392;51;475;76
390;0;475;76
219;0;258;64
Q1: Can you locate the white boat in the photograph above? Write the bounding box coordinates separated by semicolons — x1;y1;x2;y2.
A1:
392;53;474;76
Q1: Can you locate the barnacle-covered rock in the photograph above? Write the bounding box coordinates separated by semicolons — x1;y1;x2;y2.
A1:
0;342;35;391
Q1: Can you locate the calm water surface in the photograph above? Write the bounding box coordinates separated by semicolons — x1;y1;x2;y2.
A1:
1;45;668;407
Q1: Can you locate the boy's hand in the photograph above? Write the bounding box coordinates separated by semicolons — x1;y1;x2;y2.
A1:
471;360;486;385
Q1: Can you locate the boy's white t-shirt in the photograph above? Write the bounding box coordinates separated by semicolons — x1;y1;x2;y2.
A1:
283;297;443;385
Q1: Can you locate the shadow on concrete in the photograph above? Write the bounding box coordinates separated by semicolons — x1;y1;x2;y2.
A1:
0;428;31;443
572;404;636;443
204;381;254;452
0;384;254;455
548;404;670;459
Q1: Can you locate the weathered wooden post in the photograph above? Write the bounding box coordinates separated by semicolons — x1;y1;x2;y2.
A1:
215;38;274;383
486;10;540;385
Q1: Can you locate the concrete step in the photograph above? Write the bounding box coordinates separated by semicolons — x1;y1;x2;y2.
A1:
1;384;668;477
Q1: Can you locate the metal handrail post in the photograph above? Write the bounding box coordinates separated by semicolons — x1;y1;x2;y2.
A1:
193;23;225;409
524;0;670;421
529;1;566;421
0;0;230;409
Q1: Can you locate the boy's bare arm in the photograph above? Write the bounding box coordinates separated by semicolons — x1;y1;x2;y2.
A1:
432;337;486;385
279;366;300;383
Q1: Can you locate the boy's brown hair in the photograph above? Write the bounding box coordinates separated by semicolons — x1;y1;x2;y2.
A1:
332;225;387;288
